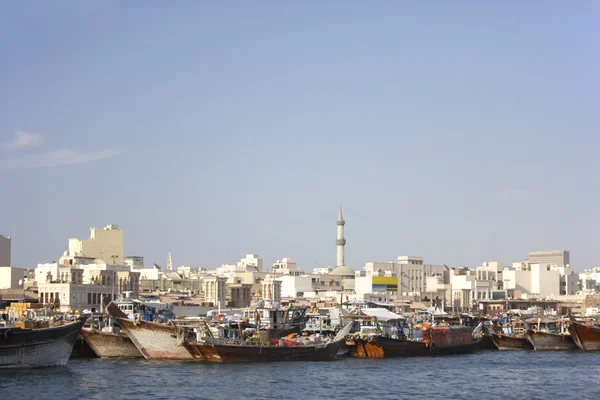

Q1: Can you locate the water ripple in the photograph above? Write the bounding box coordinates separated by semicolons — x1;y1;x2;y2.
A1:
1;351;599;400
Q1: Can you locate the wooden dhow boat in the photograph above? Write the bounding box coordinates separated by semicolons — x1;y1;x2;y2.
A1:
183;322;353;363
524;318;577;351
569;319;600;351
490;332;532;350
107;302;195;360
79;328;142;358
0;316;87;368
343;308;480;358
490;317;533;350
78;312;142;358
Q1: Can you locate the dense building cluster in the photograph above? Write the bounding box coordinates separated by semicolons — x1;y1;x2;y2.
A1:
0;212;598;315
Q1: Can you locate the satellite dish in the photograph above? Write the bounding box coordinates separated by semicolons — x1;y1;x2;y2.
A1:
18;279;23;286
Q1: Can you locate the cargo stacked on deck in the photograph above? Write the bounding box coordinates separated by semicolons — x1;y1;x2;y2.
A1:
6;302;44;320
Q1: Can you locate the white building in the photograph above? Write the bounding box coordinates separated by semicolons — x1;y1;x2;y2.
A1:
217;254;263;275
124;256;144;269
503;262;580;298
177;265;201;279
262;275;282;303
476;261;504;290
449;268;494;312
202;276;227;306
67;224;123;265
397;256;425;294
312;267;331;275
38;281;115;312
272;258;301;275
528;250;570;267
503;267;533;294
356;256;428;300
132;263;162;280
278;275;317;298
0;266;22;289
580;268;600;293
239;254;262;271
0;234;10;267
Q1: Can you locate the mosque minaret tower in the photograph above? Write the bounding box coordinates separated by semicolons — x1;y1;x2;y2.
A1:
336;206;346;267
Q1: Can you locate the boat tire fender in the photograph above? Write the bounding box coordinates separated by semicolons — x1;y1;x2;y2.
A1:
367;335;374;343
430;342;436;352
4;329;12;340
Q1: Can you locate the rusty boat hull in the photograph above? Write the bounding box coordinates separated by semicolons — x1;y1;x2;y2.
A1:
490;333;533;350
185;339;344;363
79;329;142;358
0;317;87;368
107;302;193;360
569;321;600;351
347;336;479;358
526;330;577;351
114;318;193;360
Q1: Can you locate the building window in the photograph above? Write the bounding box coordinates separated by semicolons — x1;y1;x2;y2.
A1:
88;293;92;304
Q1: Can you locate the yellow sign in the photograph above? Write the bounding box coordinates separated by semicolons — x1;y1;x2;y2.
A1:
372;276;398;285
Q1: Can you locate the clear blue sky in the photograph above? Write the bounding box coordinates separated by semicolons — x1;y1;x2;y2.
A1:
1;2;598;272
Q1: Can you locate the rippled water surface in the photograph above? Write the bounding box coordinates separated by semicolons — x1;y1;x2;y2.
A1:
1;351;599;399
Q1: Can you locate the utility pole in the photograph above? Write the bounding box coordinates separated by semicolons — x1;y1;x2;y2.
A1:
110;255;118;302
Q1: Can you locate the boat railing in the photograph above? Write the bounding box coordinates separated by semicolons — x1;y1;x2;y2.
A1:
168;319;205;328
199;337;330;348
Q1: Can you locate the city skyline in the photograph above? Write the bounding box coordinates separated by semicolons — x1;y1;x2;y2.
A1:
2;3;599;271
0;218;583;273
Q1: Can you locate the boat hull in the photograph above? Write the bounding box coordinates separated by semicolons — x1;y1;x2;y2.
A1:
71;336;97;358
569;321;600;351
185;340;343;363
491;333;533;350
526;330;577;351
79;329;142;358
107;302;193;360
116;317;193;360
347;336;479;358
0;318;86;368
476;334;497;350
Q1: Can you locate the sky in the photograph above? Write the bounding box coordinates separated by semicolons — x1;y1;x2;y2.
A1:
1;2;599;272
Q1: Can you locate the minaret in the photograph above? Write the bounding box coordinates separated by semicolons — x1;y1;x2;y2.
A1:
336;206;346;267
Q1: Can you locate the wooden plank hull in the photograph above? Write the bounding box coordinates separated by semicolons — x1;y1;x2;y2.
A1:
526;330;577;351
0;318;86;368
71;336;97;358
476;334;498;350
79;329;142;358
491;333;533;350
115;317;194;360
347;336;479;358
185;340;343;363
107;302;193;360
569;321;600;351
